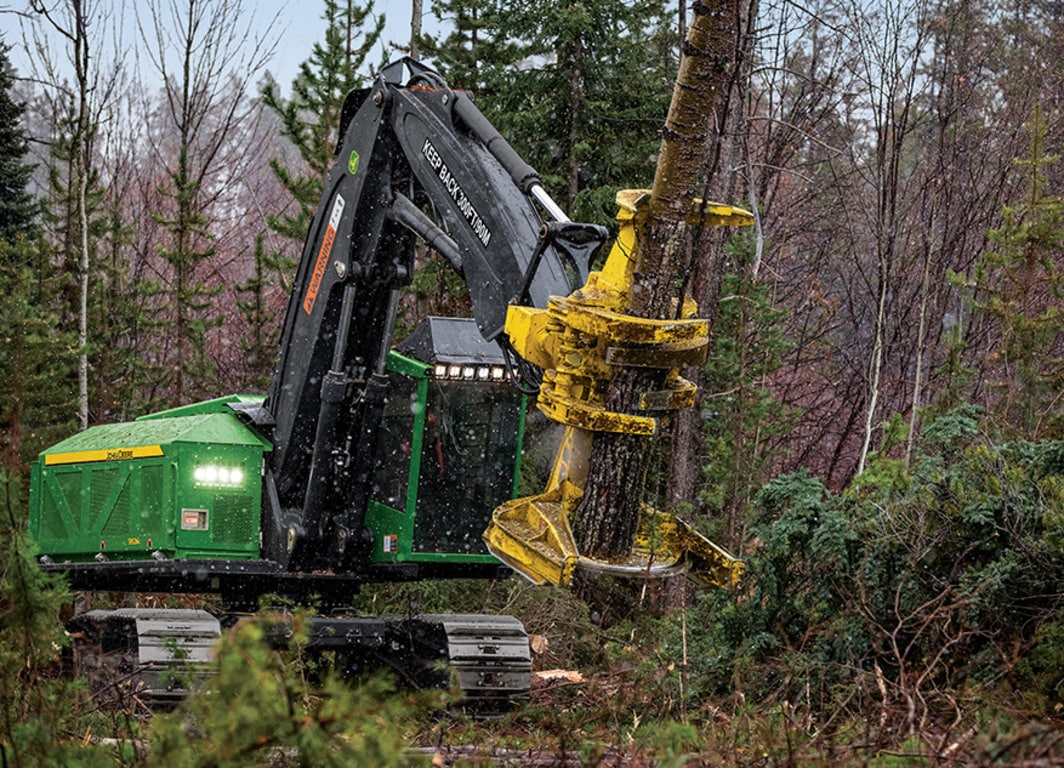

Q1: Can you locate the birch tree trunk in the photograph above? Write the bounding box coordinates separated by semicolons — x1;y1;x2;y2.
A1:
574;0;737;559
29;0;95;429
74;0;90;431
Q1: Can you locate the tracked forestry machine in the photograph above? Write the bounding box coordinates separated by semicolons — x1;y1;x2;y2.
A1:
29;59;747;711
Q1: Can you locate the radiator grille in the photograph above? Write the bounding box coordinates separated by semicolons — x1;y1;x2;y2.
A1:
211;494;255;545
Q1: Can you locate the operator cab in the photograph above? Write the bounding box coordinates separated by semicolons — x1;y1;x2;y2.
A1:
367;317;526;566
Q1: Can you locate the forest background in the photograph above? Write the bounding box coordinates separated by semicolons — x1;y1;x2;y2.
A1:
2;0;1064;764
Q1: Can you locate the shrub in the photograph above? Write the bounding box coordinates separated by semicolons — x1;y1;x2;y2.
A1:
685;407;1064;729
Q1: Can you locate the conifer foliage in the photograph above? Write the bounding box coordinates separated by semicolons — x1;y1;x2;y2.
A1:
0;41;38;243
969;108;1064;439
420;0;674;226
0;238;78;470
0;473;106;768
262;0;383;247
0;42;76;471
145;616;417;768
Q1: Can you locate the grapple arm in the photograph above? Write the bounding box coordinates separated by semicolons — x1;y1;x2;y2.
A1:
485;191;752;588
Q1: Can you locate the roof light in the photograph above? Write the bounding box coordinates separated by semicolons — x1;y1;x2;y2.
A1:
431;363;511;381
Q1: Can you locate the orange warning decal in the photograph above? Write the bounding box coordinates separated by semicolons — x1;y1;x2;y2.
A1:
303;195;346;315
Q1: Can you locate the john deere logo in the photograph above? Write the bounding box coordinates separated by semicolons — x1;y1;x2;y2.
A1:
348;150;360;175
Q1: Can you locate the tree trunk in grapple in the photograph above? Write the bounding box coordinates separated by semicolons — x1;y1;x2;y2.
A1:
574;0;738;559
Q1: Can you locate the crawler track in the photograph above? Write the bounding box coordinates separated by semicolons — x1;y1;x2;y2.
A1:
66;608;531;717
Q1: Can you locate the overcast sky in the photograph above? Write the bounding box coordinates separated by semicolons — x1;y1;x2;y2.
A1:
0;0;421;94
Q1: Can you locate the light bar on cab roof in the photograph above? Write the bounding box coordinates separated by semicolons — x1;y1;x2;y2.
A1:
432;363;510;382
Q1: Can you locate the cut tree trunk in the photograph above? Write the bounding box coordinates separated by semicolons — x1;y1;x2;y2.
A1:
574;0;738;560
667;0;753;521
410;0;422;59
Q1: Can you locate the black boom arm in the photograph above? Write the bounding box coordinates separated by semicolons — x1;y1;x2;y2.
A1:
259;58;607;572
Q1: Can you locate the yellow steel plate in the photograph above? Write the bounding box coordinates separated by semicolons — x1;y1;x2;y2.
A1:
44;444;165;466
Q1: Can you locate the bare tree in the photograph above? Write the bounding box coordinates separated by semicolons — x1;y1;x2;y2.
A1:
754;0;1042;486
136;0;278;403
22;0;125;429
837;0;934;474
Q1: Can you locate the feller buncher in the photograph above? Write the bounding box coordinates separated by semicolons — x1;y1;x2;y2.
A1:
29;59;749;712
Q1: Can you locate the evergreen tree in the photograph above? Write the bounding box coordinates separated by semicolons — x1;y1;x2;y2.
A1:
43;105;93;286
0;55;76;468
423;0;675;226
0;472;109;767
88;193;141;422
0;40;39;243
153;165;223;406
698;235;794;540
262;0;383;248
574;2;739;559
0;237;77;472
417;0;518;92
970;107;1064;439
236;233;282;390
42;107;140;425
140;0;274;408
